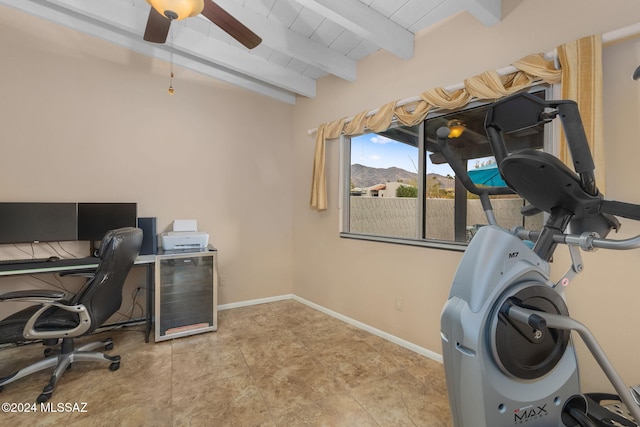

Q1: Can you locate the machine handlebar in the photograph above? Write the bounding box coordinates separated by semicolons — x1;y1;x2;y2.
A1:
513;227;640;251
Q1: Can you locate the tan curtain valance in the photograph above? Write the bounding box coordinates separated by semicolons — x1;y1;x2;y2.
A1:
310;36;604;211
309;53;562;211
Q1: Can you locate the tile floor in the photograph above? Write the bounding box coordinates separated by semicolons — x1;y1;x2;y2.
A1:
0;299;452;426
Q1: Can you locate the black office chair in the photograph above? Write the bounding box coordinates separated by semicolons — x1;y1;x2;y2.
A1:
0;227;143;403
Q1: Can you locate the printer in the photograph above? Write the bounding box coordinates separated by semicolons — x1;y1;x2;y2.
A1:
160;219;209;250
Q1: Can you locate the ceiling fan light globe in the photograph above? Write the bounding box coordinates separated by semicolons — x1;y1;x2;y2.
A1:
147;0;204;20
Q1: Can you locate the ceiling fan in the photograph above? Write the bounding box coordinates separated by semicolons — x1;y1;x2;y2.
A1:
143;0;262;49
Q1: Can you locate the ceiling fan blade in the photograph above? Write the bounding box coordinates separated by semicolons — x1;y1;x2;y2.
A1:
143;7;171;44
201;1;262;49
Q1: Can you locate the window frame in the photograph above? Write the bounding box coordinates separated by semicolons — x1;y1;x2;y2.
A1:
339;84;558;251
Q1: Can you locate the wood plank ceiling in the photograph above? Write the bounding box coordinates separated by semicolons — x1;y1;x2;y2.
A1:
0;0;501;104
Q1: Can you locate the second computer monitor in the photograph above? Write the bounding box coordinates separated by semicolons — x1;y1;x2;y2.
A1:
77;203;137;242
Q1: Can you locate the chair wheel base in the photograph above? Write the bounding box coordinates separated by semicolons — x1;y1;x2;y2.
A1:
109;362;120;371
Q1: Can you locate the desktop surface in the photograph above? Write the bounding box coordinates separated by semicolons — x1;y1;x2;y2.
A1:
0;256;100;273
0;255;155;276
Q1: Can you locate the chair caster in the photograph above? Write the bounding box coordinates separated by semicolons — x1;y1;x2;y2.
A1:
103;337;114;351
106;353;120;371
44;348;54;357
37;385;53;403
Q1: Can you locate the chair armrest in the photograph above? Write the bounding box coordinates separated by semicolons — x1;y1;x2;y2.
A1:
0;290;91;339
0;289;67;302
22;302;92;340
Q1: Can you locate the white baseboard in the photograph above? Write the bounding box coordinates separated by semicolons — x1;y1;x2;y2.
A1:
292;295;443;363
217;294;294;311
218;294;443;364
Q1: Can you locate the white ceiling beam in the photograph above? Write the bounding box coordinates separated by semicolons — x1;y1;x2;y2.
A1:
171;25;316;97
11;0;312;98
42;0;149;36
409;1;466;32
407;0;500;34
293;0;414;59
464;0;501;26
213;0;356;81
159;45;297;104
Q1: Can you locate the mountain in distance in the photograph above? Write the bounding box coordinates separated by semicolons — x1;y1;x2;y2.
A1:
350;163;454;189
350;164;415;188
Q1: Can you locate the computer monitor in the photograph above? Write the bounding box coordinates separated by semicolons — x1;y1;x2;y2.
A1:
0;202;78;244
77;203;137;242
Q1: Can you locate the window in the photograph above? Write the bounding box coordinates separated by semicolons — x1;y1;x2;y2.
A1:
340;87;552;250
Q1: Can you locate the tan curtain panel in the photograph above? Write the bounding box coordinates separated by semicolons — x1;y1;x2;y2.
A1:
309;53;561;210
557;35;605;193
309;119;345;209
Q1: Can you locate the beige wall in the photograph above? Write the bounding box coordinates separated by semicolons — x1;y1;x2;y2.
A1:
292;0;640;393
3;0;640;396
0;5;294;306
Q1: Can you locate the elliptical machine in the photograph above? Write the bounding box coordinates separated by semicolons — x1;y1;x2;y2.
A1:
439;92;640;427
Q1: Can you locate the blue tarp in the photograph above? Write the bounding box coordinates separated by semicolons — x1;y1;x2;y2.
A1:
467;164;507;187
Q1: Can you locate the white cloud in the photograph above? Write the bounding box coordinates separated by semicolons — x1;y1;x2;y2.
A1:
370;135;394;144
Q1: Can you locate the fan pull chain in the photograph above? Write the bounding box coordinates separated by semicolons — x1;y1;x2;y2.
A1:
168;27;175;95
168;61;174;95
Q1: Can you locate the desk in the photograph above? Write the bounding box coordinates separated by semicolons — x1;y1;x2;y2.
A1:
0;255;157;342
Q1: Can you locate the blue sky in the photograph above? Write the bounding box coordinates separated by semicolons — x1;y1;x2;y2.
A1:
350;133;455;176
351;133;496;176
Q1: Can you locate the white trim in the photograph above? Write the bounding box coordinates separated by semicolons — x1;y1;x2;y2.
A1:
292;295;443;363
218;294;444;363
218;294;294;311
